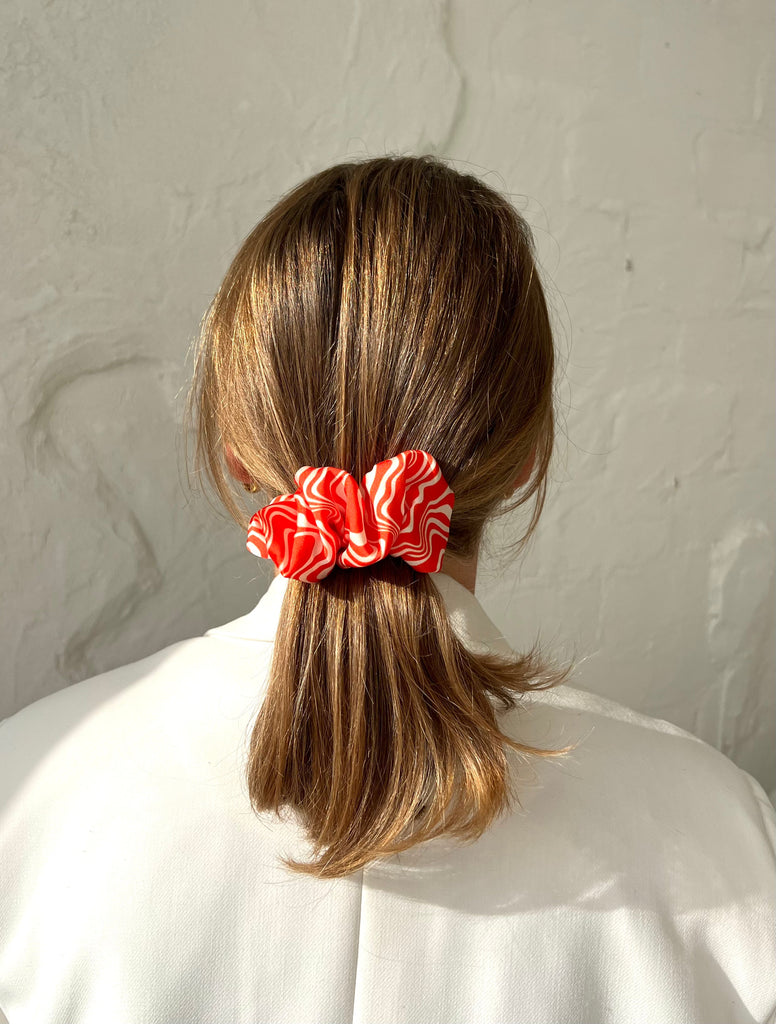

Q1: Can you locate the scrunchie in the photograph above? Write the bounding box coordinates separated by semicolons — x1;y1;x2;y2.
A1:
246;450;455;582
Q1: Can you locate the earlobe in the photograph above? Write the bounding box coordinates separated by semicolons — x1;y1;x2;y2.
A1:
224;443;252;486
512;447;536;491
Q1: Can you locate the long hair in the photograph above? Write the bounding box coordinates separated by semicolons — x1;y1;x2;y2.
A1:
186;155;576;878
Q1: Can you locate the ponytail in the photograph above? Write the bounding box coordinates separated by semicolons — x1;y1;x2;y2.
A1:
247;560;574;878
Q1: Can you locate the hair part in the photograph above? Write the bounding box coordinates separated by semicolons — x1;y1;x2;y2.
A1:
186;154;576;878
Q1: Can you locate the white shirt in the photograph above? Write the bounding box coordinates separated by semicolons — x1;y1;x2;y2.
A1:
0;571;774;1024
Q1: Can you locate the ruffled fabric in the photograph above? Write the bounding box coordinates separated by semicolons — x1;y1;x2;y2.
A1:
246;450;455;582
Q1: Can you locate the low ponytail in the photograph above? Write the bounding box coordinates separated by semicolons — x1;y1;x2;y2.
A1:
249;561;573;878
187;154;578;878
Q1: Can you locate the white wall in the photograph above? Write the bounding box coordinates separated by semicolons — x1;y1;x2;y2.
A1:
2;0;773;798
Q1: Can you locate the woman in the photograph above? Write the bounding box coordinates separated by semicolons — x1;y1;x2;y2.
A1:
0;155;773;1024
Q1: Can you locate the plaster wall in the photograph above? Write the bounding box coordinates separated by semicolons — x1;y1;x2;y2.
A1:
1;0;773;797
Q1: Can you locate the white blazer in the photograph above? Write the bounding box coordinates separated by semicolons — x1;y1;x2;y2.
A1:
1;571;774;1024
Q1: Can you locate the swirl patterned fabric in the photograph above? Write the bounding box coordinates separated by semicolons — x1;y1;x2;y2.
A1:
246;449;455;582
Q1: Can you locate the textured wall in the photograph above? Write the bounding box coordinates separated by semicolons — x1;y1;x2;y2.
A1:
2;0;773;799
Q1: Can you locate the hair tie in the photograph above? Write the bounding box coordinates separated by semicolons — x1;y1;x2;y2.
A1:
246;450;455;582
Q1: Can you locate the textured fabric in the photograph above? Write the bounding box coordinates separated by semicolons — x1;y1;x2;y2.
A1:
0;571;774;1024
246;450;455;581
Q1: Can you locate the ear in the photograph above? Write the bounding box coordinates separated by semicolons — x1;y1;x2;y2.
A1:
224;443;253;486
512;447;536;490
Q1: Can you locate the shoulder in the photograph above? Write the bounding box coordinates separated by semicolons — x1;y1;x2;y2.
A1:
0;633;273;817
504;682;776;892
528;682;712;742
515;681;772;805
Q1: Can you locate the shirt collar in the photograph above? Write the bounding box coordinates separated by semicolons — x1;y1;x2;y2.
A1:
205;571;514;658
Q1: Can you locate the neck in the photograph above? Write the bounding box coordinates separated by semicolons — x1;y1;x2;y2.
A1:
439;551;478;594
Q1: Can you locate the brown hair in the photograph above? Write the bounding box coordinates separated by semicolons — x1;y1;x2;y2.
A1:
186;154;576;878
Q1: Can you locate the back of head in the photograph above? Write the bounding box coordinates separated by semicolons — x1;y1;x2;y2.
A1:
188;154;574;878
